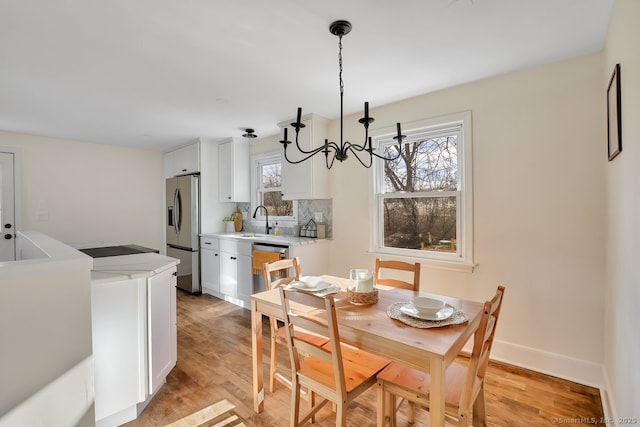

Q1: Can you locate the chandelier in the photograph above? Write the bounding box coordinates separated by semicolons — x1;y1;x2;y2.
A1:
280;20;404;169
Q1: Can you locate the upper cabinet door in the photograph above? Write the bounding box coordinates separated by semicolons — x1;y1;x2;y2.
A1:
218;137;249;203
164;140;200;178
278;114;331;200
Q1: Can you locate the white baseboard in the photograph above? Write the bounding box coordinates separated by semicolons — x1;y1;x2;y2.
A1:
600;366;618;427
489;340;615;424
490;339;604;387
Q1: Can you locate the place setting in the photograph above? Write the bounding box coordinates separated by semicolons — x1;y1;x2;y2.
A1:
286;276;341;297
387;296;468;328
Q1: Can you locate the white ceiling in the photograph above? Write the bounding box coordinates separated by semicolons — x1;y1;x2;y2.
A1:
0;0;612;152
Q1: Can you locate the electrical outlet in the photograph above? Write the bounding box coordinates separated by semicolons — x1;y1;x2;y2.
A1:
314;212;323;222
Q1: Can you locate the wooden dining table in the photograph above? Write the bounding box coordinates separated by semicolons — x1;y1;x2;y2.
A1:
250;275;484;427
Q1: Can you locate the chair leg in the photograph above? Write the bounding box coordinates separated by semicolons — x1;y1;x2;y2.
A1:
335;401;347;427
269;337;278;392
407;400;415;424
472;382;487;427
290;380;301;427
387;391;398;427
377;382;386;427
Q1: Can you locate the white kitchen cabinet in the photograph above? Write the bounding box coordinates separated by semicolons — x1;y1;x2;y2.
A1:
92;277;147;427
147;267;177;395
164;140;200;178
278;113;331;200
219;239;252;307
91;258;177;427
200;236;221;297
218;137;249;202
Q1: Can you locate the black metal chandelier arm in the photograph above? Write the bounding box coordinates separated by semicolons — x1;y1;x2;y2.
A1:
325;152;337;170
343;136;402;162
282;143;330;165
281;139;341;164
369;148;402;161
345;145;374;168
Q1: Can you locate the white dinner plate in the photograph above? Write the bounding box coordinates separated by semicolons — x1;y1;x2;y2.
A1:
290;279;331;292
399;304;454;321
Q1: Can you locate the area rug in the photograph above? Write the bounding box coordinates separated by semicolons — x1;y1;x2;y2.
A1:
163;399;246;427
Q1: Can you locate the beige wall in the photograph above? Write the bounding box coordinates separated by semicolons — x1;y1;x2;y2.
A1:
604;0;640;420
0;131;163;250
327;53;606;384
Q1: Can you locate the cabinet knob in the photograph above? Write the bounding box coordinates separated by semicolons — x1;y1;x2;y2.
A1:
4;234;12;240
215;253;218;257
230;256;236;260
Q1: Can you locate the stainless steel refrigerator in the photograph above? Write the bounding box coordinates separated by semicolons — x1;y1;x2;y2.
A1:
166;174;200;293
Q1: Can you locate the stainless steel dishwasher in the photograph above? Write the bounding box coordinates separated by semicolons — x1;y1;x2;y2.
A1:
252;242;289;293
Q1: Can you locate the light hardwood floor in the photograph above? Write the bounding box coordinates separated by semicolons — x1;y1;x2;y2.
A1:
124;291;605;426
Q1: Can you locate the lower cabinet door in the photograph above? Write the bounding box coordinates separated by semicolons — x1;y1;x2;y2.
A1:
220;251;238;297
92;278;147;422
236;254;253;307
201;247;220;294
147;267;177;394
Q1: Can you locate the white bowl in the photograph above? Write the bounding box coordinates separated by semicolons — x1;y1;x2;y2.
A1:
411;297;445;316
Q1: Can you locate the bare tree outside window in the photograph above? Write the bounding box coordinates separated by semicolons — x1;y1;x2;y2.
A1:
381;133;459;253
259;161;293;217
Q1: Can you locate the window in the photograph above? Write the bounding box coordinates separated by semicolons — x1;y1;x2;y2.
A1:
372;111;473;269
252;153;296;222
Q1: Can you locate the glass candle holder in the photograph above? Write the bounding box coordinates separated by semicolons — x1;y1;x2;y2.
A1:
349;269;375;293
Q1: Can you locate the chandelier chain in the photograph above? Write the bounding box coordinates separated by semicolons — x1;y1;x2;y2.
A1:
338;34;344;96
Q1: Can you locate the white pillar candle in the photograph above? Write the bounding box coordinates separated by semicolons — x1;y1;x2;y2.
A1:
350;269;374;293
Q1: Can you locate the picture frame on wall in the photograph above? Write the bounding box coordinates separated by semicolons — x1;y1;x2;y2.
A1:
607;63;622;161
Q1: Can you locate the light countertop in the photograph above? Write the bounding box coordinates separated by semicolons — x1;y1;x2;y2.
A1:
90;253;179;284
200;232;328;246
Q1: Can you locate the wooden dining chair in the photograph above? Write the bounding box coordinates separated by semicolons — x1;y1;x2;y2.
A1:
375;258;421;291
279;287;391;426
376;285;506;427
263;257;329;394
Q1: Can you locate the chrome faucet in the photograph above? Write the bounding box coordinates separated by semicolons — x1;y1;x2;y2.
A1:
252;205;270;235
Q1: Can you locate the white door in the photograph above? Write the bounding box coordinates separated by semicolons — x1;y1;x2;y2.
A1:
0;152;16;261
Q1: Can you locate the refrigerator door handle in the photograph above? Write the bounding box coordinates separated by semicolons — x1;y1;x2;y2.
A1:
173;188;181;235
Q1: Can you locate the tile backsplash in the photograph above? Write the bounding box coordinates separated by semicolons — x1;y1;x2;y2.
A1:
236;199;332;238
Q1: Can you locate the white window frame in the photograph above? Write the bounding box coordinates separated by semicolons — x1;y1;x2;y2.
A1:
250;152;297;225
371;111;474;272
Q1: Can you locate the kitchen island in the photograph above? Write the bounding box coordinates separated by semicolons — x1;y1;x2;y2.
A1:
88;251;179;427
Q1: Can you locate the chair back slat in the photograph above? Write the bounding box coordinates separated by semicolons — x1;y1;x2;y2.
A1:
459;285;505;412
288;311;329;338
293;337;333;363
263;257;301;291
375;258;421;291
280;288;347;399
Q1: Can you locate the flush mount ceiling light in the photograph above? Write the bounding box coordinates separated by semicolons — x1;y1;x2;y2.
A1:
280;20;404;169
242;128;257;138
